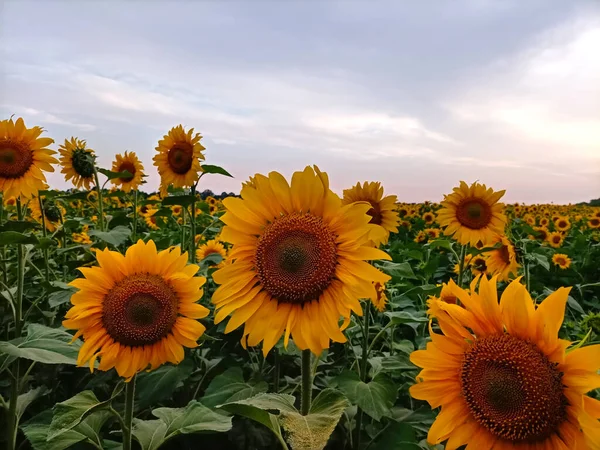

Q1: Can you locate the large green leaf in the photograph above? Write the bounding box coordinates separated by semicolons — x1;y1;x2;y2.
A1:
371;422;420;450
17;386;50;421
384;311;428;325
88;225;131;247
153;400;233;436
136;359;193;408
0;324;82;365
132;419;168;450
48;386;122;440
0;231;39;245
201;367;268;407
335;371;397;421
97;168;134;180
0;220;38;232
161;195;196;207
378;261;417;280
201;164;233;177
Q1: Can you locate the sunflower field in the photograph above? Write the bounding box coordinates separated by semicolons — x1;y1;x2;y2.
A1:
1;117;600;450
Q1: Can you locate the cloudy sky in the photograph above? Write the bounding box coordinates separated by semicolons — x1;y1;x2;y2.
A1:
1;0;599;203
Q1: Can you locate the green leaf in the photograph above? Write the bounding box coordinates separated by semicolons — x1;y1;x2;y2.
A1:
381;354;417;371
17;386;50;421
530;252;550;271
136;359;193;408
200;253;224;269
48;387;122;441
282;389;349;450
0;324;82;365
378;261;417;280
132;419;168;450
0;231;39;245
201;164;233;178
98;168;133;180
384;311;428;325
22;422;87;450
567;295;586;315
88;225;131;247
201;367;268;408
47;282;77;308
371;422;419;450
427;239;453;251
0;220;38;232
153;400;233;437
335;372;397;421
161;195;196;207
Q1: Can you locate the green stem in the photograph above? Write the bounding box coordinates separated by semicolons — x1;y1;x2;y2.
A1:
132;190;138;242
181;207;186;253
300;349;312;415
355;302;371;450
1;199;7;287
7;199;26;450
457;245;467;288
38;196;50;290
93;169;105;232
122;375;136;450
273;348;280;393
190;185;197;263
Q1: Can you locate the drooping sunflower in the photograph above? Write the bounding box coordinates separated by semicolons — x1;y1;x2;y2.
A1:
212;166;391;356
552;253;572;270
63;240;209;380
196;240;227;268
410;277;600;449
437;181;507;246
110;151;144;193
59;137;96;190
342;181;400;246
153;125;205;196
547;231;565;248
29;196;66;232
484;234;520;281
0;117;57;199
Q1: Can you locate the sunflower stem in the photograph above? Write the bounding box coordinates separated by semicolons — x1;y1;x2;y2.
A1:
355;301;371;449
457;245;467;288
132;190;138;242
93;168;105;232
122;375;136;450
273;348;280;393
190;185;197;263
7;198;27;450
300;349;312;415
38;196;51;292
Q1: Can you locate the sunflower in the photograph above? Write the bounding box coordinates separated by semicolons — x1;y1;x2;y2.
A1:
29;196;66;232
552;253;572;270
72;232;92;245
342;181;400;246
424;228;440;240
59;137;96;190
547;231;565;248
153;125;205;196
63;240;209;380
532;226;549;241
437;181;507;246
212;166;391;356
589;217;600;229
196;240;227;268
410;277;600;449
469;255;488;276
3;196;17;207
145;214;160;230
554;216;571;232
414;230;428;243
137;204;155;218
171;205;183;216
484;235;520;281
540;217;550;227
209;204;218;215
206;196;217;206
371;281;388;312
422;212;436;224
110;151;144;193
0;117;57;199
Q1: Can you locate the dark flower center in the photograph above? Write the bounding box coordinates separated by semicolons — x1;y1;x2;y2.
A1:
167;143;194;174
0;140;33;178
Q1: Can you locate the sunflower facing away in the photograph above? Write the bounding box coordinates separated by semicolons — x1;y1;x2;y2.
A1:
196;240;227;268
0;117;57;199
59;137;96;190
29;196;66;232
212;166;391;356
153;125;205;196
63;240;209;380
342;181;400;246
438;181;507;247
110;151;145;193
411;276;600;450
484;234;520;282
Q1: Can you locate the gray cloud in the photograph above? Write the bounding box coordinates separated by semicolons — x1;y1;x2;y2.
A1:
1;0;599;203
